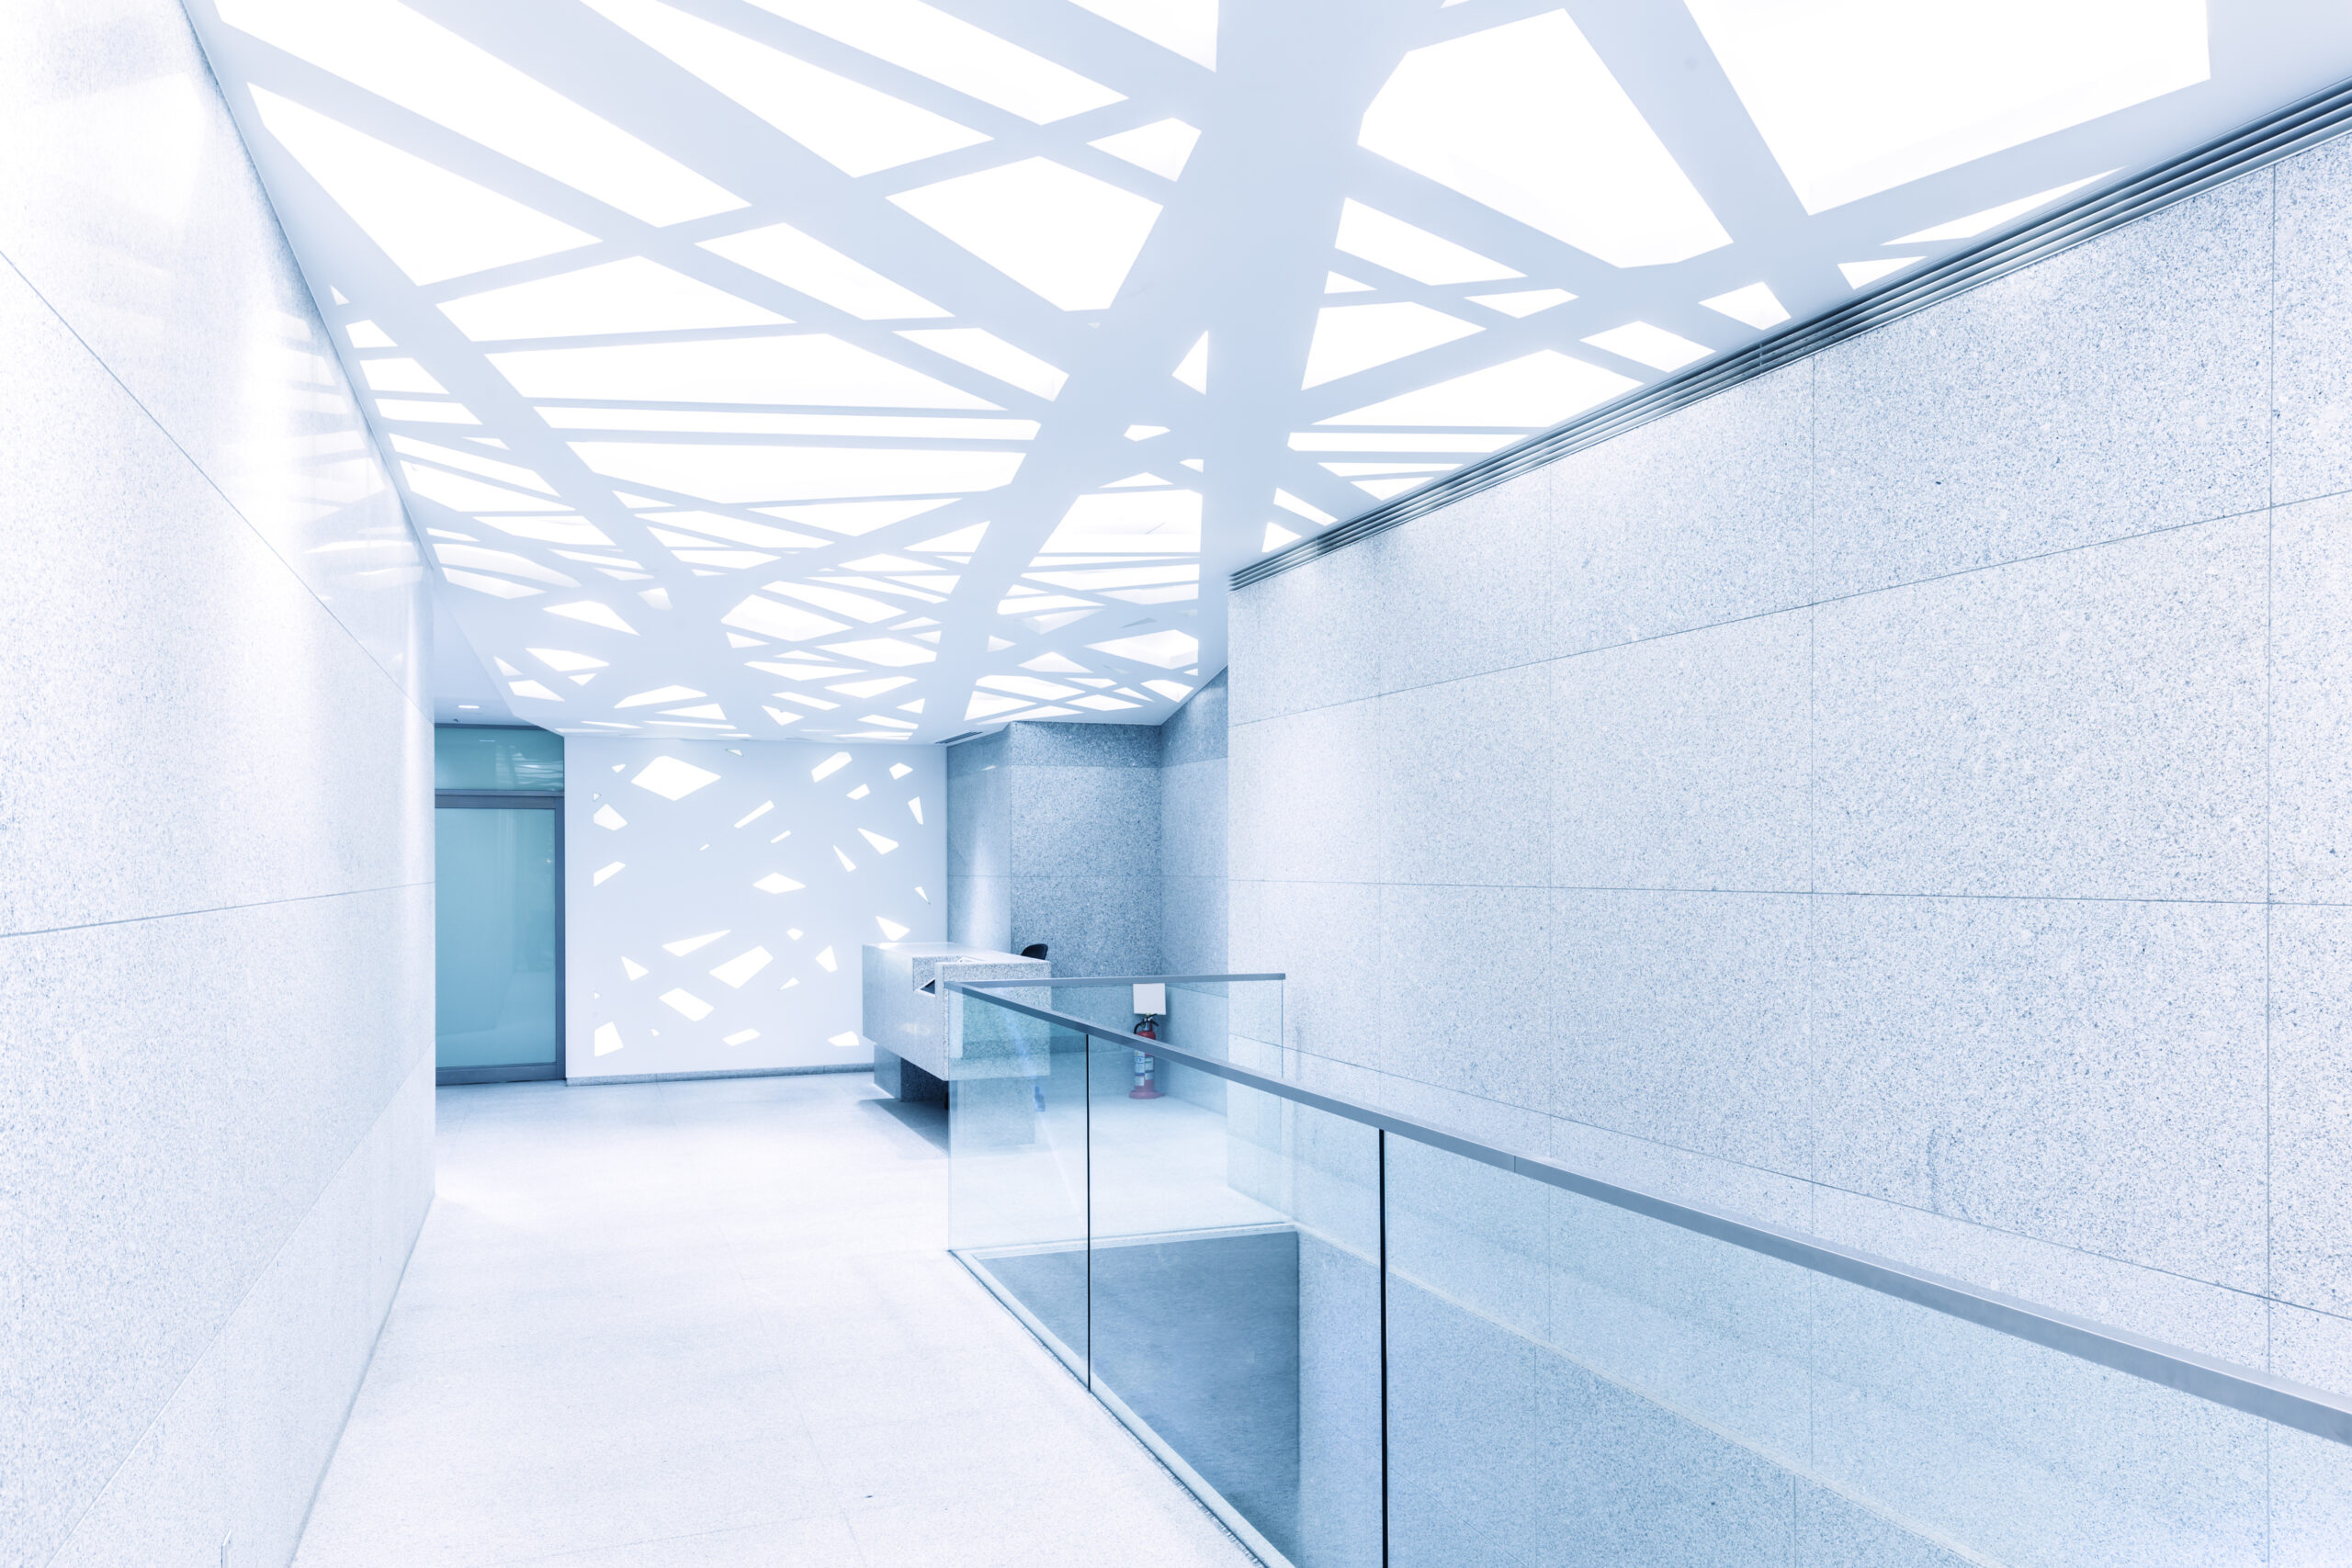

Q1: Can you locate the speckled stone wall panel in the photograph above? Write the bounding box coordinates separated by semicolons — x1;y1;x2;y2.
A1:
1369;468;1554;693
1809;1183;2268;1375
1375;884;1550;1108
1227;544;1385;727
0;265;434;937
2269;492;2352;901
2268;904;2352;1318
1160;873;1228;976
1549;888;1809;1176
2274;134;2352;508
0;0;423;702
1810;1278;2267;1568
0;5;434;1558
1550;363;1814;657
1814;516;2266;902
1007;764;1160;876
1549;609;1810;894
2269;1305;2352;1551
1227;700;1383;886
1000;718;1161;769
0;885;434;1562
1159;670;1229;767
1810;894;2267;1288
1228;880;1385;1070
1159;759;1226;883
1375;662;1551;888
1812;173;2273;602
40;1057;435;1568
1007;875;1159;976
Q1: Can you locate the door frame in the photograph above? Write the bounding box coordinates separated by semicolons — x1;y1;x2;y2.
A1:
434;790;566;1085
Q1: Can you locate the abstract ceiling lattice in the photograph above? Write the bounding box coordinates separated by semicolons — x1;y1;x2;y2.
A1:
184;0;2349;740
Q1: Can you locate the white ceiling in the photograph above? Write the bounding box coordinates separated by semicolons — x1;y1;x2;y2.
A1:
185;0;2352;741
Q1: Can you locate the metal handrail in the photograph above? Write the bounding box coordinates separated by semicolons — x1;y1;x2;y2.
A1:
945;976;2352;1448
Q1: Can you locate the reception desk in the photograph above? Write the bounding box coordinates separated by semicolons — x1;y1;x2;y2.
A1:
861;942;1048;1104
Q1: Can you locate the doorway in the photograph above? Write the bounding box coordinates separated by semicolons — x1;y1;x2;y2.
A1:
435;726;565;1084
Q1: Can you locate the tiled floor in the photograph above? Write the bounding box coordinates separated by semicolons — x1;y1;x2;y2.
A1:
290;1073;1255;1568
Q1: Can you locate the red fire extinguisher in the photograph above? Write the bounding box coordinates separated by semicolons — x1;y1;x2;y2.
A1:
1130;1014;1164;1100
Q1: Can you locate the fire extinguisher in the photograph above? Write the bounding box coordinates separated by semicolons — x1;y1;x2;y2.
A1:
1130;1013;1164;1100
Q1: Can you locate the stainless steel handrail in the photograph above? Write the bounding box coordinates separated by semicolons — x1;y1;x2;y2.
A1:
945;976;2352;1448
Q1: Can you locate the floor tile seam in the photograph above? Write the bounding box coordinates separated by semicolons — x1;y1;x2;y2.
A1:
51;1053;433;1568
0;250;430;722
0;878;435;943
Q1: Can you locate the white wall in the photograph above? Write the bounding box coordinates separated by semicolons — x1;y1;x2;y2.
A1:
1229;147;2352;1420
0;2;434;1562
566;737;944;1080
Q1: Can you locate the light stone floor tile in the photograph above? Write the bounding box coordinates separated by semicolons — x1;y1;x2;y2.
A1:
290;1075;1251;1568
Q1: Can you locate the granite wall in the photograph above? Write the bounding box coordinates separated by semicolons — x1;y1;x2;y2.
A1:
0;2;435;1562
1159;671;1230;976
1228;139;2352;1550
947;721;1164;976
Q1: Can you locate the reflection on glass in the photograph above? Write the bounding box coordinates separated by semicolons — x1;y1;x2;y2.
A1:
951;978;1382;1568
434;807;559;1069
433;723;564;791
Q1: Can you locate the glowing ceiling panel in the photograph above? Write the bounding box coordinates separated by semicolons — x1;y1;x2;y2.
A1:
1686;0;2209;213
190;0;2352;740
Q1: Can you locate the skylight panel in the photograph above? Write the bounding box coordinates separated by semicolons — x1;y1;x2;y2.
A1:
1272;490;1334;525
569;443;1023;503
439;259;785;340
1028;564;1198;591
1889;174;2109;243
444;570;541;599
1683;0;2206;213
481;516;616;546
360;358;445;395
1262;522;1300;551
220;0;741;224
1124;424;1168;441
1067;0;1216;69
401;465;569;513
822;637;936;666
1088;629;1199;669
578;0;989;176
890;158;1163;311
896;329;1069;400
1042;490;1203;554
1302;302;1482;388
537;409;1034;440
548;600;638;634
489;336;999;408
1288;433;1513;453
723;594;851;640
390;435;558;493
764;499;956;535
1318;349;1637;427
1468;288;1573;318
1581;321;1712;372
1334;200;1521;286
249;91;594;285
1325;273;1374;295
749;0;1123;122
375;400;481;424
643;512;825;547
701;222;946;320
1839;257;1923;288
346;321;395;349
1700;282;1789;329
1172;334;1208;392
1358;12;1729;267
1090;119;1202;180
435;545;576;586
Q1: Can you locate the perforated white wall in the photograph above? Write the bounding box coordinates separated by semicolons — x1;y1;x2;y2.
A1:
564;735;944;1078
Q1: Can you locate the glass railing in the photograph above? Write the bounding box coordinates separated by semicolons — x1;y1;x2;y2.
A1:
942;975;2352;1568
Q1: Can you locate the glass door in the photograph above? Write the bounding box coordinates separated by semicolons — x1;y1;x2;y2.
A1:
435;800;561;1082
